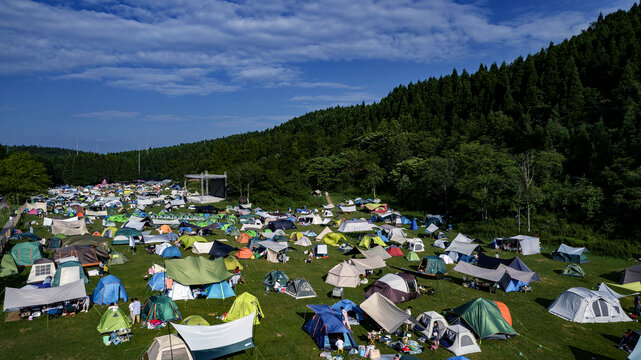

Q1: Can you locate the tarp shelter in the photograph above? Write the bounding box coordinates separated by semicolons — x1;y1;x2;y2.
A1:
165;257;232;285
11;242;43;266
284;278;317;299
323;233;346;246
97;308;131;334
360;245;392;260
338;220;377;233
453;262;539;292
445;241;482;263
302;305;357;351
168;281;195;301
181;315;210;326
448;298;518;339
205;281;235;299
52;245;106;267
386;245;403;257
359;235;386;249
161;246;182;258
562;263;585;277
326;262;362;288
144;334;194;360
414;311;448;339
553;244;589;263
191;242;214;254
143;233;178;244
0;254;18;277
441;324;481;356
142;295;181;322
92;275;128;305
621;264;641;284
172;313;256;360
52;260;88;287
330;299;365;321
548;287;632;323
405;251;420;262
27;258;56;283
3;279;86;311
360;292;418;332
596;283;636;299
51;219;88;236
224;292;263;325
263;270;289;287
148;272;167;291
425;223;439;234
348;256;386;271
364;273;420;304
208;241;237;259
418;256;448;276
267;219;296;232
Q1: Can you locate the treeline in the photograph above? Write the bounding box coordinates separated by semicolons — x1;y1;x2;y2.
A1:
7;5;641;251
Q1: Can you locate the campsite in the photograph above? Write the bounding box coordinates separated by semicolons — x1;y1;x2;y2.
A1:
1;185;640;360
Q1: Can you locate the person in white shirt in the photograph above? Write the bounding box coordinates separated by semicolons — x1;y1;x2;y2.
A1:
108;303;119;311
335;338;344;354
405;306;412;333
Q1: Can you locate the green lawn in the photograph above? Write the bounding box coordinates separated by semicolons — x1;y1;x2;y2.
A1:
0;209;636;360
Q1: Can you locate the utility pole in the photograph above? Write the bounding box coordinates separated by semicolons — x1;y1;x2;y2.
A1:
138;143;141;179
76;137;79;156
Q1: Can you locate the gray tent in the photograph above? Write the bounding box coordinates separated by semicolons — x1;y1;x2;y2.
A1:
4;280;86;311
360;292;418;332
441;324;482;356
548;287;632;323
284;278;317;299
621;264;641;284
359;246;392;260
445;241;482;262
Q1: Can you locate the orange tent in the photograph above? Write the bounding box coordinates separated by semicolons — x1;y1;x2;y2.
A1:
237;233;251;244
236;247;253;259
91;231;102;236
493;301;512;326
159;225;172;234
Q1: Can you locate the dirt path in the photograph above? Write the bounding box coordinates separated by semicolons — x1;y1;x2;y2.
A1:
325;191;333;205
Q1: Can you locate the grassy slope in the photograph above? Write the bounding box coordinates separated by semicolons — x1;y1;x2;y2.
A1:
0;207;636;360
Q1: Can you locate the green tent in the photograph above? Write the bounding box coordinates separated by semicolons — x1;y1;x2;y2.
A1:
418;256;447;275
10;242;43;266
47;237;62;249
562;263;585;277
178;235;208;249
322;233;346;246
97;308;131;333
180;315;210;326
263;270;289;287
224;292;263;325
223;255;243;271
108;251;129;266
107;214;130;223
448;298;517;339
405;251;420;262
165;256;232;285
52;260;88;287
358;235;386;249
0;254;18;277
142;295;181;322
62;235;110;253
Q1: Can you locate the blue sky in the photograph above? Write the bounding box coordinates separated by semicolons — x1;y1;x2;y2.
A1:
0;0;636;153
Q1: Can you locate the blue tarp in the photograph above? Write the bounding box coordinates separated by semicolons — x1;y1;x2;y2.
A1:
92;275;128;305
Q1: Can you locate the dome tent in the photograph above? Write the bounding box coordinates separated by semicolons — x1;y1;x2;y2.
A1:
142;295;182;322
447;298;517;340
284;278;317;299
97;308;131;334
180;315;210;326
263;270;289;287
548;287;632;323
144;334;194;360
92;275;128;305
205;281;235;299
224;292;263;325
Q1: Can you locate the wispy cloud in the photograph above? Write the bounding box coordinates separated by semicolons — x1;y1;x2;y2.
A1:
73;110;140;119
142;114;189;123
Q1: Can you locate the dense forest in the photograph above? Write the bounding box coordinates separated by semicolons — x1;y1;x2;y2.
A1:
2;5;641;255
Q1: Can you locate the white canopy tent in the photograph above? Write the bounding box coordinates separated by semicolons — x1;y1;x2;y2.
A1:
4;280;86;311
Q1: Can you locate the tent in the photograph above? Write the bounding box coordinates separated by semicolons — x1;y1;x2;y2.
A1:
323;233;346;246
205;281;235;299
108;250;129;266
330;299;365;322
405;239;425;252
180;315;210;326
349;256;386;272
548;287;632;323
425;223;439;234
448;298;517;339
326;262;362;288
92;275;128;305
47;237;63;250
27;258;56;284
161;246;182;258
284;278;317;299
338;220;377;233
158;224;172;234
313;244;329;258
52;260;88;287
141;295;182;322
621;264;641;284
441;324;481;356
52;245;106;267
148;272;167;291
316;227;333;241
168;281;195;301
267;219;296;232
165;257;232;285
492;235;540;255
414;311;448;339
453;262;539;292
360;245;392;260
444;241;482;263
263;270;289;287
294;236;312;247
386;244;404;257
102;226;118;238
405;251;420;262
208;241;237;259
144;334;194;360
224;292;263;325
364;273;420;304
553;244;589;263
11;242;43;266
562;263;585;277
113;228;142;245
0;254;18;277
418;256;448;276
360;292;417;332
224;256;243;271
236;248;253;259
178;235;208;249
97;308;132;333
302;305;357;351
3;279;86;311
359;235;386;249
172;313;256;360
191;241;213;255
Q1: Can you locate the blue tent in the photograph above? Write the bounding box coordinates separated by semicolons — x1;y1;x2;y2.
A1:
377;230;389;243
92;275;128;305
161;246;182;258
205;281;236;299
148;272;166;291
303;230;317;237
303;305;356;351
502;279;528;292
410;219;418;231
330;299;365;321
401;216;412;225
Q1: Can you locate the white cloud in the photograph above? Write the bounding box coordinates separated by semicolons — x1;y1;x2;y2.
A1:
73;110;139;119
142;114;189;123
0;0;632;95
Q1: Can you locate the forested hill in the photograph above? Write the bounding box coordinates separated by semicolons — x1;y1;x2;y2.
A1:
3;4;641;252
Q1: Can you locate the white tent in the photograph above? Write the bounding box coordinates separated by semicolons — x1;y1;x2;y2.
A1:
439;254;454;264
426;223;439;234
123;219;146;231
441;324;481;356
452;233;474;243
360;292;417;332
154;243;172;256
316;227;333;241
151;219;180;226
339;205;357;213
414;311;448;339
145;334;194;360
27;258;56;284
338;221;377;233
348;256;386;271
548;287;632;323
510;235;540;255
51;219;88;236
433;239;448;249
168;281;195;301
293;236;312;247
172;313;256;359
405;239;424;252
326;262;362;288
299;214;322;225
360;246;392;260
143;233;178;244
44;216;78;227
4;280;86;311
192;242;214;254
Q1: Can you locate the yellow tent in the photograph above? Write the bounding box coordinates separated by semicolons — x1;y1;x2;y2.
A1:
322;233;346;246
224;255;243;271
607;282;641;292
178;235;208;249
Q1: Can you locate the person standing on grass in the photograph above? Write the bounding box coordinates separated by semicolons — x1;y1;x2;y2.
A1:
129;298;141;324
81;295;90;313
635;295;640;315
405;306;412;333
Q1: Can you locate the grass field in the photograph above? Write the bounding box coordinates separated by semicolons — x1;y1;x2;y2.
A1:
0;206;637;360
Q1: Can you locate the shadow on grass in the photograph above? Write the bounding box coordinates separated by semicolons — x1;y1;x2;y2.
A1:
600;271;621;282
569;346;616;360
554;269;563;275
534;297;554;309
601;333;621;345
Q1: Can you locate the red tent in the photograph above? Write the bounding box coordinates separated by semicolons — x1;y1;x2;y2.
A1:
386;245;403;257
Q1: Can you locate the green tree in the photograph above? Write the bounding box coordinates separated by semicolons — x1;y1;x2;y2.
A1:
363;163;385;198
0;152;50;203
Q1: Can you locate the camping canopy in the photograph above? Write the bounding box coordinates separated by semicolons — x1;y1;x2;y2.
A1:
165;256;232;285
360;292;417;332
172;313;256;360
4;279;86;311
